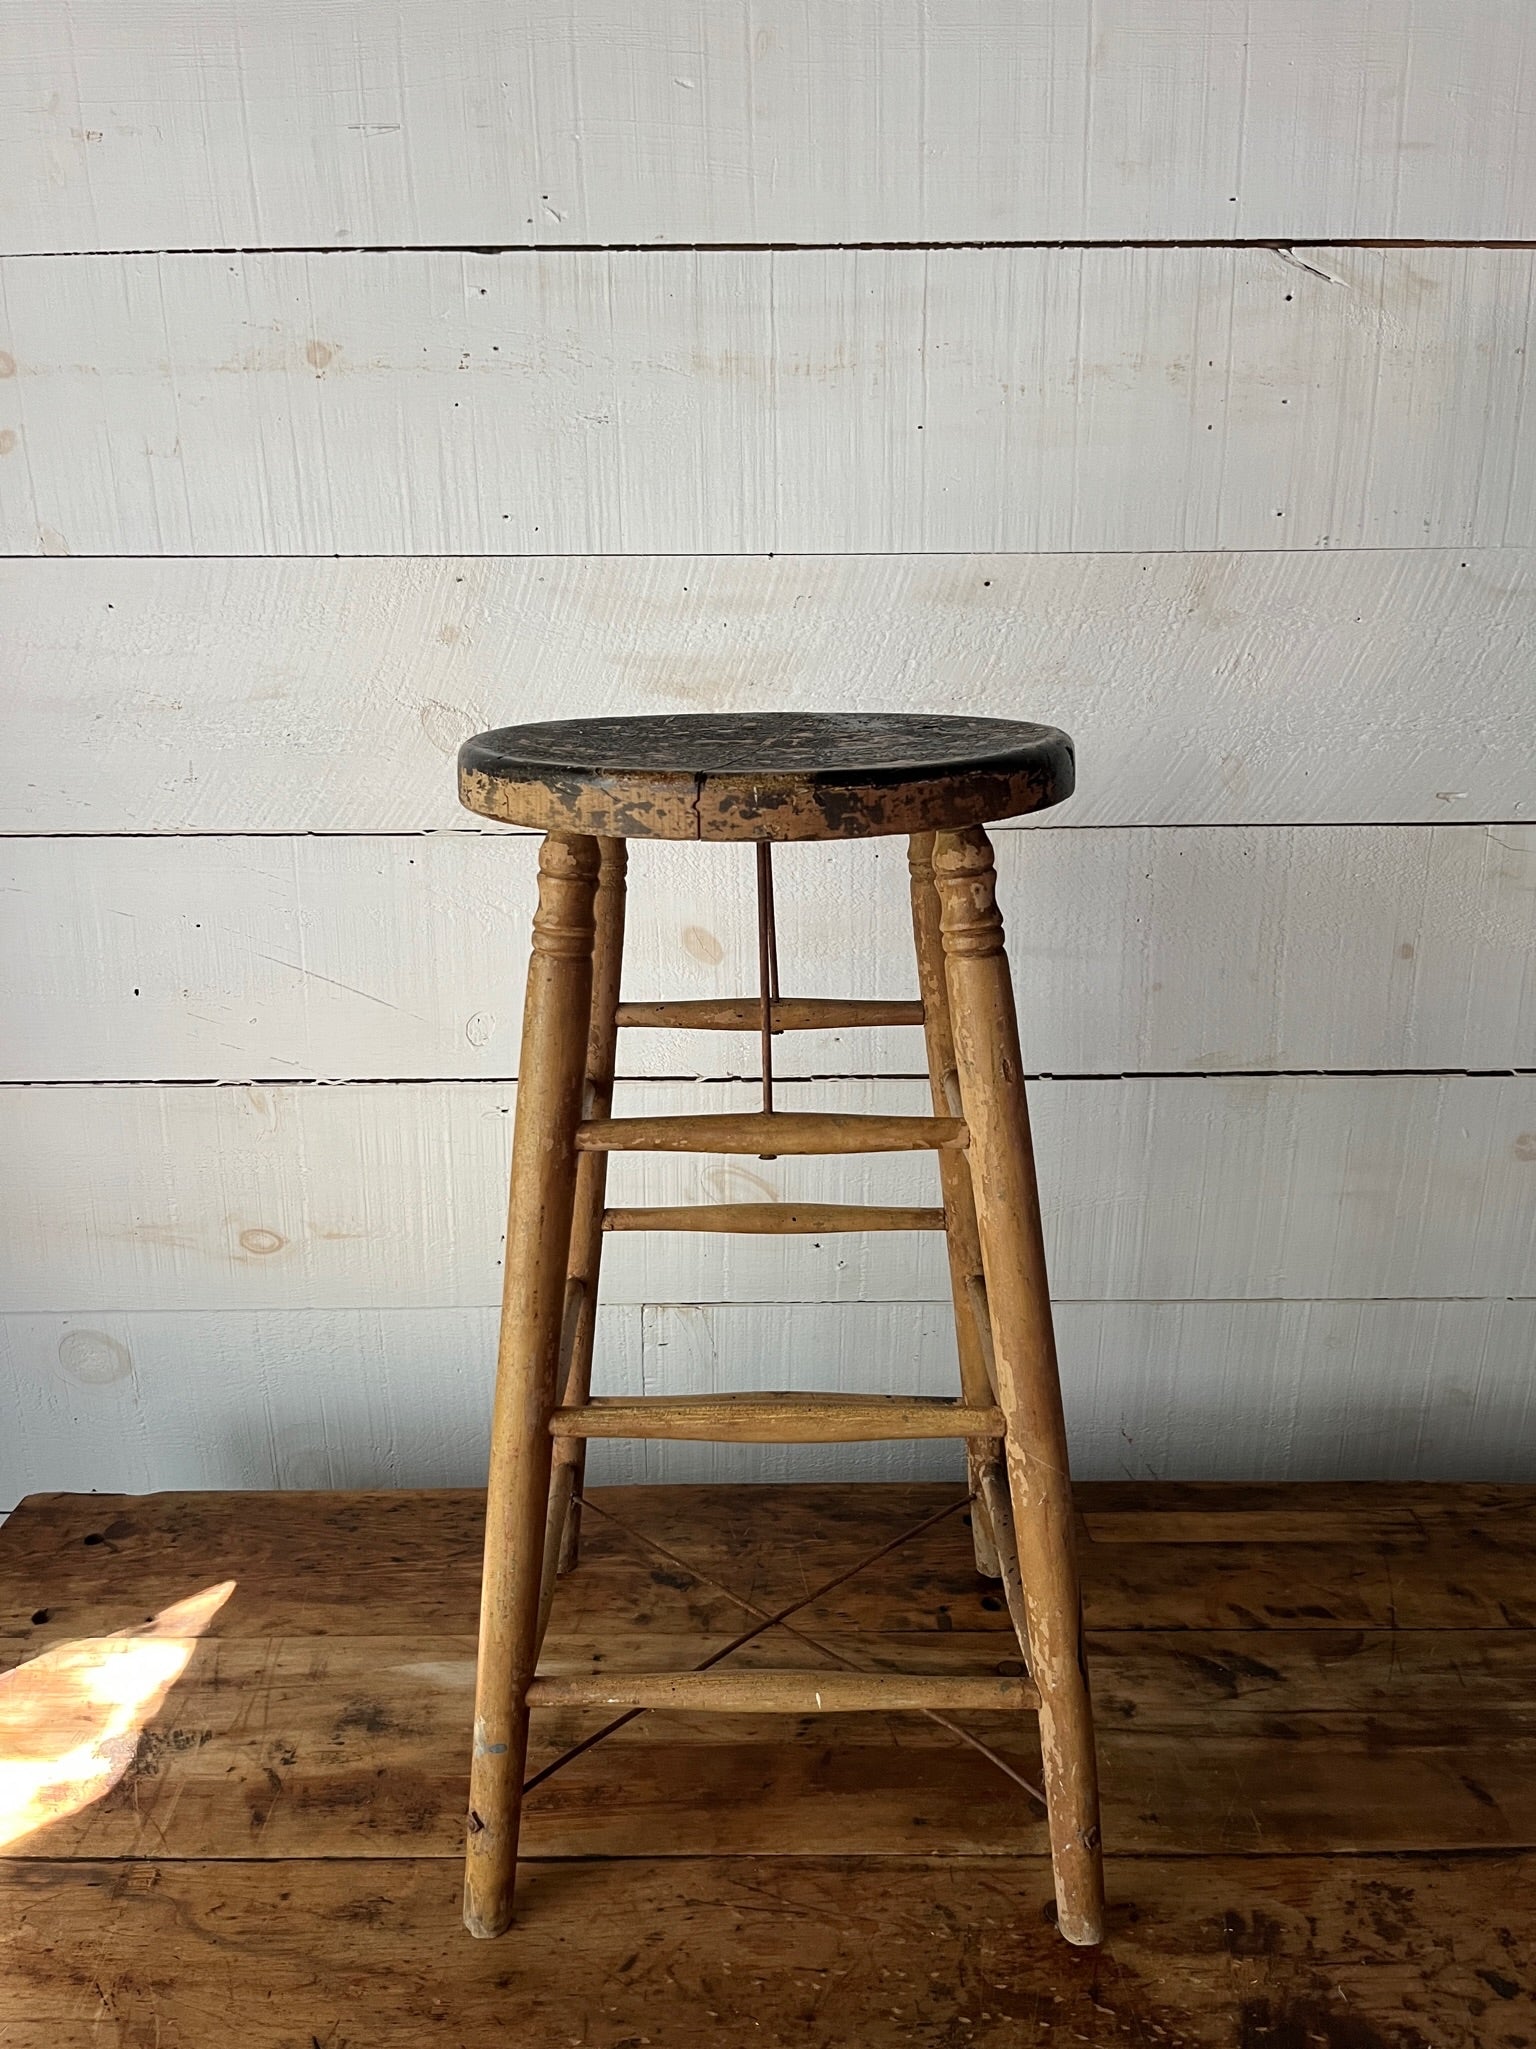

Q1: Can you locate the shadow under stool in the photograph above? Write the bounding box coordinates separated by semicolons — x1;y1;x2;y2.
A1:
454;710;1104;1947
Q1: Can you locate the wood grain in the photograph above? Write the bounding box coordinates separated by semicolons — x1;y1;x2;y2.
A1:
577;1111;967;1155
616;999;927;1033
6;1692;1533;1862
7;1481;1533;1642
465;832;599;1935
933;825;1102;1940
549;1395;1003;1443
522;1669;1039;1713
6;551;1529;835
2;1851;1530;2048
4;248;1531;556
0;1481;1532;1884
908;834;1001;1576
602;1206;948;1234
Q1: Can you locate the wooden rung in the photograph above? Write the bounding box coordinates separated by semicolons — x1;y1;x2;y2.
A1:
549;1393;1005;1442
525;1668;1038;1713
603;1203;947;1234
576;1111;966;1155
615;997;924;1032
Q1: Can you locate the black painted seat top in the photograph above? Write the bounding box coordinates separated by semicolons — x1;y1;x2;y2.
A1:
458;712;1074;841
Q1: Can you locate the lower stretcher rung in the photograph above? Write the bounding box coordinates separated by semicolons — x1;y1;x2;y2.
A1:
525;1667;1038;1713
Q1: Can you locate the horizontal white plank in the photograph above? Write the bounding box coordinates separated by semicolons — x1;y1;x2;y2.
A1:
4;1295;1533;1503
0;1304;638;1501
2;2;1531;251
634;1297;1536;1487
3;248;1530;556
3;1076;1531;1313
4;550;1532;834
4;825;1533;1082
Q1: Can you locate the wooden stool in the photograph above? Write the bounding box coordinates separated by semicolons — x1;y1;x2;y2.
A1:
456;712;1104;1947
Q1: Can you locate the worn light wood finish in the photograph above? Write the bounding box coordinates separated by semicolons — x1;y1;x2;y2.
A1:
544;838;627;1590
550;1395;1005;1443
603;1204;947;1234
6;249;1533;557
976;1460;1030;1653
910;832;1004;1579
8;1;1534;252
2;1482;1534;2045
460;743;1103;1944
465;833;599;1939
935;824;1104;1946
524;1669;1039;1713
577;1112;969;1155
616;998;927;1034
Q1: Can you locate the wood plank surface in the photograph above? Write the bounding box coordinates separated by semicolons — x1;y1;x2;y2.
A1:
6;1706;1534;1863
6;823;1534;1083
6;1298;1534;1506
0;1482;1533;1865
4;248;1530;556
5;551;1530;834
0;1480;1533;2046
4;1851;1529;2049
5;1075;1532;1314
5;0;1533;251
3;1628;1533;1861
6;1482;1534;1641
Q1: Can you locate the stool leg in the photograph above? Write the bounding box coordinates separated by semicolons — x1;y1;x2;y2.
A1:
933;824;1105;1948
907;832;1003;1579
465;831;601;1939
540;838;627;1629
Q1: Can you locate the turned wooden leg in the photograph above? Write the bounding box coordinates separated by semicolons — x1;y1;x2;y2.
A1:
539;838;627;1631
465;831;601;1939
933;824;1105;1948
908;833;1003;1579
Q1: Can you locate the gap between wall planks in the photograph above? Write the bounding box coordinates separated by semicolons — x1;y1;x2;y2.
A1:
4;1075;1534;1314
4;825;1532;1083
2;552;1530;833
3;248;1533;556
2;0;1532;249
8;812;1530;1086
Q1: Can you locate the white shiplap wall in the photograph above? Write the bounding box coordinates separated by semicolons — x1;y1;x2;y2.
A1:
1;2;1533;1503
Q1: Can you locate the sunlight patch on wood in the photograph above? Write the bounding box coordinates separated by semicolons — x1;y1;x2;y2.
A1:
0;1580;234;1850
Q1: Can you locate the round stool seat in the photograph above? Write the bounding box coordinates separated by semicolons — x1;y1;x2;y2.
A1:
459;711;1073;841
